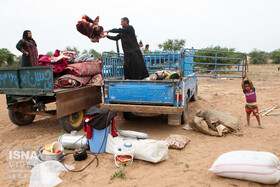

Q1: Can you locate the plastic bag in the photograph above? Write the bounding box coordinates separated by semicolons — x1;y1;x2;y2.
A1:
29;161;74;187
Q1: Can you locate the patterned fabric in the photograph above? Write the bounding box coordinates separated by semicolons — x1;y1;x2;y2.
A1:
88;74;104;86
55;74;91;88
243;87;257;107
16;39;38;65
38;49;78;74
76;15;104;43
149;70;178;80
38;57;68;74
65;61;101;77
38;50;76;63
72;53;94;63
61;51;77;61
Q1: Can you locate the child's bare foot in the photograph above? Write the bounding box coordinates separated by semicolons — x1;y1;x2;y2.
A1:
258;125;264;129
244;123;250;126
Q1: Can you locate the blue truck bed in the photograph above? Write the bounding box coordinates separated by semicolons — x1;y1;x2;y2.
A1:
100;50;198;125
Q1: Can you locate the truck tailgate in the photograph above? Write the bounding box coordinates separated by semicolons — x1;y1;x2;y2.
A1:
107;81;176;104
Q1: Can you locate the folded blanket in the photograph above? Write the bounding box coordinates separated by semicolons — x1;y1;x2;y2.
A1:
65;61;101;77
71;53;95;63
38;58;68;74
55;74;91;88
149;70;177;80
38;49;77;74
38;50;77;63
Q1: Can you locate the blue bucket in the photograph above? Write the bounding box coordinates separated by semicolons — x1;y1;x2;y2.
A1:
88;126;110;153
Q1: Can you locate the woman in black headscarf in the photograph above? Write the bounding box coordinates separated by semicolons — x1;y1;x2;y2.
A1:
16;30;38;67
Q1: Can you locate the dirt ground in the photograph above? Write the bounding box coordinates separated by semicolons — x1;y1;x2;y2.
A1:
0;64;279;187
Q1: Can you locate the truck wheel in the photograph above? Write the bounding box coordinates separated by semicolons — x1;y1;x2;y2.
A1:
190;86;198;101
181;95;189;124
59;110;85;132
8;101;36;126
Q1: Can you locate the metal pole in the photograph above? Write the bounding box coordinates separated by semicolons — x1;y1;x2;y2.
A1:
214;51;217;77
116;40;120;55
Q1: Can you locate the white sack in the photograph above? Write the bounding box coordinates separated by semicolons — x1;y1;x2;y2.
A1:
106;134;168;163
209;151;280;184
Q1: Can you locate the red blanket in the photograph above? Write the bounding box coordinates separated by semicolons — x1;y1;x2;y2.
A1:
64;61;101;77
76;15;104;43
38;49;77;74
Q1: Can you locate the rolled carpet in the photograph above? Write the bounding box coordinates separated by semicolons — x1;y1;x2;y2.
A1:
56;74;91;88
65;61;101;77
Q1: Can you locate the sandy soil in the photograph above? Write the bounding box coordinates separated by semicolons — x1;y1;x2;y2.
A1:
0;64;279;187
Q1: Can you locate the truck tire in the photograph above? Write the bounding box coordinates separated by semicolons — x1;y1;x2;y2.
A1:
123;112;134;120
190;85;198;101
59;110;85;133
181;95;189;124
8;101;36;126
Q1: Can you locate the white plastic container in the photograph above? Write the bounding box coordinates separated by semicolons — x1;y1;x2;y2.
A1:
114;142;134;168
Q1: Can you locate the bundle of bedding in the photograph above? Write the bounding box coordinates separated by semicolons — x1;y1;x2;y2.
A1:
38;49;77;74
39;50;104;88
149;70;180;80
54;56;103;88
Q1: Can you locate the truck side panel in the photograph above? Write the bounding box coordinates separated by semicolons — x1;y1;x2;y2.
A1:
0;66;54;96
105;81;176;105
56;86;101;118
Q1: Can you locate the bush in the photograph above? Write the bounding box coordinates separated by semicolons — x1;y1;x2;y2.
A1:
270;49;280;64
0;48;17;67
158;39;186;51
248;49;269;64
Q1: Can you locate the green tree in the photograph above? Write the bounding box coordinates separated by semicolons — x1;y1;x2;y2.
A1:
81;49;88;54
46;51;54;56
158;39;186;51
89;49;101;60
248;49;269;64
270;49;280;64
102;50;117;58
194;46;243;70
65;46;80;56
0;48;18;67
82;49;102;60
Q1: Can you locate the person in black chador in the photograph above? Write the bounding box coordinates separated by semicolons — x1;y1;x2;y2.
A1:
105;17;149;80
16;30;38;67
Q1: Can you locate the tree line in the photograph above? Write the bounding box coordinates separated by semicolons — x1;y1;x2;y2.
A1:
1;39;279;67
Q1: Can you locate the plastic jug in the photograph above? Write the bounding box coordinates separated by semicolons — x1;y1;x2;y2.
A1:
114;142;134;168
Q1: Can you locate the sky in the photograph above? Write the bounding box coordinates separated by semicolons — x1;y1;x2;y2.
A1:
0;0;279;56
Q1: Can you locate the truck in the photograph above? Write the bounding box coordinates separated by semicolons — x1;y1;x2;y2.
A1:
0;66;101;132
100;48;247;125
99;49;197;125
